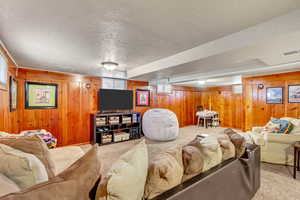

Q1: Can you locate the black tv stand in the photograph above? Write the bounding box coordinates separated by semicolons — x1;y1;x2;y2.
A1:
92;112;142;145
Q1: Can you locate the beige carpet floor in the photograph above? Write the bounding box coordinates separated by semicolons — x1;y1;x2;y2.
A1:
84;126;300;200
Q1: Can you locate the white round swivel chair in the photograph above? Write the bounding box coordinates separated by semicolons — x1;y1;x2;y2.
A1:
142;108;179;141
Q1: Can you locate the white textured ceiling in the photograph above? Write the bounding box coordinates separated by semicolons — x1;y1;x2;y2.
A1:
1;0;300;83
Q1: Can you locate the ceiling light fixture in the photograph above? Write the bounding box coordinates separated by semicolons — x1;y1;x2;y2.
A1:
198;80;206;85
101;61;119;71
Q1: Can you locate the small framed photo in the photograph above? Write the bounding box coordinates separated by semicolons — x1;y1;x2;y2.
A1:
25;82;58;109
288;85;300;103
266;87;283;104
136;89;150;106
9;76;17;112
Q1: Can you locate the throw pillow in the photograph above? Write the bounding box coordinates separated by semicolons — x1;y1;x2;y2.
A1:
263;120;280;133
144;145;183;199
0;173;20;197
0;144;48;189
0;135;56;178
280;117;300;134
271;118;294;134
96;140;148;200
0;145;102;200
223;128;246;157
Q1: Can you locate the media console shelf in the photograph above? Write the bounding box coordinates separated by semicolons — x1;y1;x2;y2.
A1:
92;112;142;145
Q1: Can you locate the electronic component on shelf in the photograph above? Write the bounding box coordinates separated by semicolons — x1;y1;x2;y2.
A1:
109;116;120;124
96;128;104;132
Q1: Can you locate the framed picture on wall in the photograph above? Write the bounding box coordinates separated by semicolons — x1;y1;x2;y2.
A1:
266;87;283;104
288;85;300;103
136;89;150;106
25;82;58;109
9;76;17;112
0;49;8;90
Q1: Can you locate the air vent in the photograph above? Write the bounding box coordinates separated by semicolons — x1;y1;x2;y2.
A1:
283;50;300;56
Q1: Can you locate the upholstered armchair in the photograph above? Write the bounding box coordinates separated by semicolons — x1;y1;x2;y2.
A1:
248;117;300;166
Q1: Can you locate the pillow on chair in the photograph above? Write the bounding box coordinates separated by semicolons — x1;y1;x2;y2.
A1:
270;118;293;134
0;145;102;200
0;135;56;178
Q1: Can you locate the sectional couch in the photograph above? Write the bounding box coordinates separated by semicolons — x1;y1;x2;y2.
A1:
0;129;260;200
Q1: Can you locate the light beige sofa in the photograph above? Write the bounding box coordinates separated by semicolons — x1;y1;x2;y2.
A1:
248;117;300;166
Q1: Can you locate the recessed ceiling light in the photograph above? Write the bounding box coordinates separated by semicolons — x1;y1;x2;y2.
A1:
101;61;119;71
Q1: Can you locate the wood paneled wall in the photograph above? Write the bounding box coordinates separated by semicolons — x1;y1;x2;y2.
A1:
15;68;101;146
200;86;244;130
0;45;18;133
244;71;300;131
128;80;202;127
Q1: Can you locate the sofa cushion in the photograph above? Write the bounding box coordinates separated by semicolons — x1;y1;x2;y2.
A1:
0;135;56;178
224;129;246;157
187;136;222;171
182;145;204;175
216;134;235;161
0;174;20;197
96;140;148;200
144;145;183;200
0;144;48;189
0;145;102;200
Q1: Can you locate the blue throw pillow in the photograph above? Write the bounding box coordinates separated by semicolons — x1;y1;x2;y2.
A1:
271;118;292;134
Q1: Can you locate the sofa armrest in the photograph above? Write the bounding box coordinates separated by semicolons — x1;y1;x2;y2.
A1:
264;133;300;144
247;131;266;146
49;146;85;175
251;127;264;133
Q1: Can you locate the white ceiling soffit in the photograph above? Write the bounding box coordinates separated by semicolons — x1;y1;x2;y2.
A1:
128;9;300;79
1;0;300;77
171;61;300;87
174;75;242;87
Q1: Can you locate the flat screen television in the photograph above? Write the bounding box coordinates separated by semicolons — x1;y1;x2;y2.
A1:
99;89;133;111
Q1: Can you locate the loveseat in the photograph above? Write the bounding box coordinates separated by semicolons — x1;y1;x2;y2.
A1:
248;117;300;166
